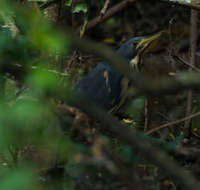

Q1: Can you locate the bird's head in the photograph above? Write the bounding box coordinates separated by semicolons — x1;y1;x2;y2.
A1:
117;34;164;71
117;37;145;71
117;37;143;60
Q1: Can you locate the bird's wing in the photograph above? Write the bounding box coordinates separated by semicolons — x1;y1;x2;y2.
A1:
75;63;123;110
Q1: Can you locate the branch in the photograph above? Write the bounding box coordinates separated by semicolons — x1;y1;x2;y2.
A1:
146;111;200;135
77;0;137;32
59;88;200;190
100;0;111;17
173;55;200;72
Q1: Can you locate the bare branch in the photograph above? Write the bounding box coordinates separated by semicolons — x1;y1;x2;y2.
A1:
77;0;137;32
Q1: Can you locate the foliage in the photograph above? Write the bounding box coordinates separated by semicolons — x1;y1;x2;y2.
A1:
0;0;199;190
0;1;76;190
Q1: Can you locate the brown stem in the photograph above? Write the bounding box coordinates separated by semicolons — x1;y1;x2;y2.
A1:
184;9;198;138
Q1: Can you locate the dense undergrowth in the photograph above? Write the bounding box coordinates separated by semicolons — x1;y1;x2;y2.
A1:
0;1;200;190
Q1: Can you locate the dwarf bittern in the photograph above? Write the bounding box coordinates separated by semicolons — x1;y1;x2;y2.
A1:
75;36;149;112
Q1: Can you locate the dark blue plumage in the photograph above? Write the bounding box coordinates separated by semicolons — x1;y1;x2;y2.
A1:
75;37;142;110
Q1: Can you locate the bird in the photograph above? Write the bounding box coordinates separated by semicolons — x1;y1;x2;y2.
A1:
75;37;144;112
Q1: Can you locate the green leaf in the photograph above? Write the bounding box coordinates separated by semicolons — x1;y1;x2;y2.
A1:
14;7;69;54
29;22;68;53
73;3;88;13
65;0;72;6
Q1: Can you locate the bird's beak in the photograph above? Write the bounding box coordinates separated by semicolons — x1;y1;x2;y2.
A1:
136;30;167;54
129;37;154;71
130;54;140;71
130;31;167;71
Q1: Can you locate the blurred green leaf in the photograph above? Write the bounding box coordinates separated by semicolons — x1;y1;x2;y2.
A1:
29;20;68;53
28;0;47;2
73;3;88;13
27;68;60;94
12;99;52;125
65;0;72;6
0;167;37;190
11;5;69;54
0;124;13;150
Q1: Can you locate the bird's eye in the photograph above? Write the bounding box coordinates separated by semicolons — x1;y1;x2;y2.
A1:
132;41;138;46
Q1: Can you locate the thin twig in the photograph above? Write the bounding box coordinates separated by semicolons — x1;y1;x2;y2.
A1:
146;111;200;135
172;55;200;72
